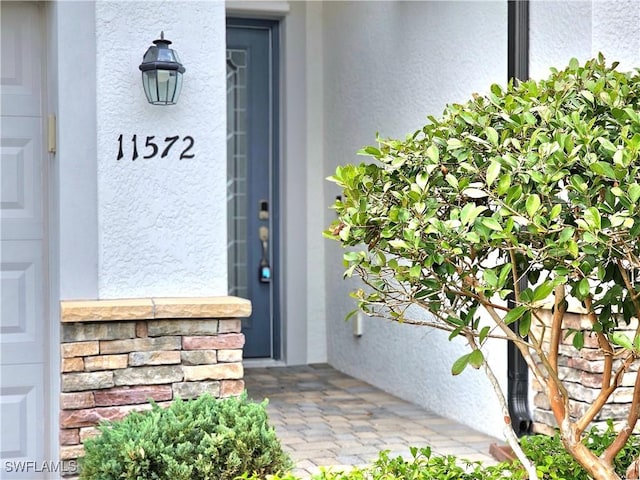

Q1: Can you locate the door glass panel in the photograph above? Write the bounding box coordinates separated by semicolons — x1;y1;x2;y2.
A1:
226;49;248;298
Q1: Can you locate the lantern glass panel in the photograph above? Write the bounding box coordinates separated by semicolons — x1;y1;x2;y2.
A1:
157;70;171;104
142;70;158;104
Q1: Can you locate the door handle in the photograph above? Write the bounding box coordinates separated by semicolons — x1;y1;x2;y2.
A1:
258;226;271;283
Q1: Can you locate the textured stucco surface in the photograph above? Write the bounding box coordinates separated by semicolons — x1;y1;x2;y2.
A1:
322;1;509;439
530;0;640;79
95;1;226;298
56;2;100;299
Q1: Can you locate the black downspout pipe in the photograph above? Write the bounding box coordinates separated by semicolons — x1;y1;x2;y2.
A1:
507;0;533;438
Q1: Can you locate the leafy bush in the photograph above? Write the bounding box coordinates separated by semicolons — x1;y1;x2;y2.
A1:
239;446;523;480
237;428;640;480
520;423;640;480
80;393;292;480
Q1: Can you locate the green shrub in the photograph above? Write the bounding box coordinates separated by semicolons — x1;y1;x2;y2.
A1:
80;393;292;480
238;446;523;480
237;426;640;480
519;422;640;480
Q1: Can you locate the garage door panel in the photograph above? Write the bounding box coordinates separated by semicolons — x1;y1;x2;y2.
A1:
0;3;42;117
0;241;43;365
1;118;43;240
0;365;45;469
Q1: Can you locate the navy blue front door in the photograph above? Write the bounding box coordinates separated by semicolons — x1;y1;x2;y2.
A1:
226;20;279;358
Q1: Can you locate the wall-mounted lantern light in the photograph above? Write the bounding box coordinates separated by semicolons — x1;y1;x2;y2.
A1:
139;31;185;105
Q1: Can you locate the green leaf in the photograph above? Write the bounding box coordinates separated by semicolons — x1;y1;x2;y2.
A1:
497;174;512;195
532;281;555;303
416;172;428;190
486;160;501;187
460;203;487;226
577;278;590;299
572;331;584;350
519;311;532;337
589;161;617;179
580;90;595;103
451;353;470;376
558;227;575;243
445;173;459;189
343;251;362;262
567;240;579;258
629;184;640;203
357;146;381;156
468;349;484;369
503;306;528;325
426;144;440;163
498;264;513;288
345;309;359;322
610;332;633;350
485;127;499;146
389;239;410;249
447;138;464;150
463;188;488;199
549;204;562;220
409;264;421;278
611;186;625;197
481;217;503;232
597;137;617;153
584;207;602;230
526;194;541;217
479;326;491;344
483;268;498;288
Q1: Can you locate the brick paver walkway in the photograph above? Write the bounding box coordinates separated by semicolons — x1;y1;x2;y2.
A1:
245;363;500;478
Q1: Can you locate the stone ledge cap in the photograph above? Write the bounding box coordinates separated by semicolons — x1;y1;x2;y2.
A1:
61;299;154;322
61;297;252;323
153;297;251;319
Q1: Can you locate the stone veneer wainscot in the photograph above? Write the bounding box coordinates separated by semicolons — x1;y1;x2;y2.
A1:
532;308;640;435
59;297;251;475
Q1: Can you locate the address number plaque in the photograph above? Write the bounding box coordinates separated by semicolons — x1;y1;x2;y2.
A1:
117;134;195;161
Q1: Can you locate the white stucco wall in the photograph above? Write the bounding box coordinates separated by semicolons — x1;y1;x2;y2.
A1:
55;2;99;300
530;0;640;79
95;1;227;298
322;1;509;439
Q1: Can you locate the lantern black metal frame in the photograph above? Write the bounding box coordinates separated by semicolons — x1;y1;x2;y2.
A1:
139;31;185;105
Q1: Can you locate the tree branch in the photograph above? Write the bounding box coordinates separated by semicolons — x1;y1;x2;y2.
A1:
584;296;614;396
548;285;566;372
601;354;640;465
576;353;635;435
466;334;539;480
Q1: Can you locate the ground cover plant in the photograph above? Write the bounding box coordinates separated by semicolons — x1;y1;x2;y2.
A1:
238;426;640;479
238;446;522;480
519;421;640;479
80;393;292;480
325;56;640;480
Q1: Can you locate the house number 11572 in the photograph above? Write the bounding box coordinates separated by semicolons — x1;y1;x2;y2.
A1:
116;134;195;161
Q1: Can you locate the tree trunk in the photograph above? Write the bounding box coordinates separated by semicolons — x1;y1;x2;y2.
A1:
563;438;621;480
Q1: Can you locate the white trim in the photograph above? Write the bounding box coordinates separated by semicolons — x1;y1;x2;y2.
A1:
280;2;309;365
243;358;287;368
45;3;59;474
226;1;290;17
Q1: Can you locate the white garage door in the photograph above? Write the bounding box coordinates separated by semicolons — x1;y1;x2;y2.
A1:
1;3;50;476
